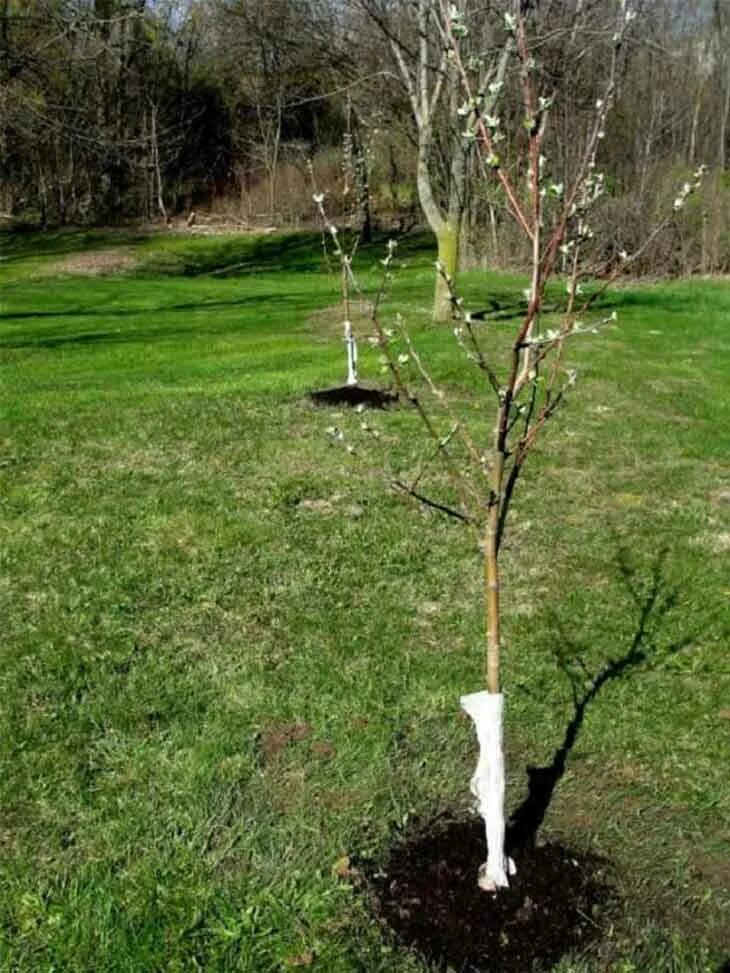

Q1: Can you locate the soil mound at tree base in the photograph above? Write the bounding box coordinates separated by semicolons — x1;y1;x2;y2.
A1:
309;385;397;408
361;815;616;972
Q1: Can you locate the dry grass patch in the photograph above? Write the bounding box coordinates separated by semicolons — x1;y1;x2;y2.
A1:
54;249;138;276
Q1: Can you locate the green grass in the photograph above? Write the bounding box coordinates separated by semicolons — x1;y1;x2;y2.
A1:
1;228;728;971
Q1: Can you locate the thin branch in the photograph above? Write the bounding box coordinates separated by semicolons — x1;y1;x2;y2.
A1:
437;264;502;398
398;322;489;479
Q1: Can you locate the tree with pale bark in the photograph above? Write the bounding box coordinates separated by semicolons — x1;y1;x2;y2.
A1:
357;0;513;321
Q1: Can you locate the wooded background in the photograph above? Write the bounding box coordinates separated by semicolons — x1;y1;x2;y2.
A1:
2;0;729;274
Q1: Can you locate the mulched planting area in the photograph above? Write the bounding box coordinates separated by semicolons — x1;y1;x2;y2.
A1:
361;815;616;972
309;384;398;407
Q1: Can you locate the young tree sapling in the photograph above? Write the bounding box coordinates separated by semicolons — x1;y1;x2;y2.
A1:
320;0;706;894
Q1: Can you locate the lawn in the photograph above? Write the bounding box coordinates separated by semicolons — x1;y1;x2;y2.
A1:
0;228;728;971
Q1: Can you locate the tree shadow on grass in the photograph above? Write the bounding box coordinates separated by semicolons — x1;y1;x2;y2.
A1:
507;546;694;854
0;295;304;351
139;229;437;279
0;227;149;265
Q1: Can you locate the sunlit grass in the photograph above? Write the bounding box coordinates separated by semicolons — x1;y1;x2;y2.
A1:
1;229;728;970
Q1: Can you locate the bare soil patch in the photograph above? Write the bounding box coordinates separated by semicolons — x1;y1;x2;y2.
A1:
360;814;616;972
309;384;397;408
256;722;311;764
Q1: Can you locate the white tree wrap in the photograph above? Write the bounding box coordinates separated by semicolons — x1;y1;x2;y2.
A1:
460;690;516;891
344;321;358;386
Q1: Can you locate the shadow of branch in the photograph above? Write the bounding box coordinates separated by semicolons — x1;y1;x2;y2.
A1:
507;546;694;853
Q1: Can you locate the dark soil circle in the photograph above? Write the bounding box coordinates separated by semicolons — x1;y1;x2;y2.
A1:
360;815;616;972
309;384;397;408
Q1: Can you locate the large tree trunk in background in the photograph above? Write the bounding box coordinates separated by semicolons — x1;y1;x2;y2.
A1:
435;114;468;321
434;220;459;321
416;129;458;322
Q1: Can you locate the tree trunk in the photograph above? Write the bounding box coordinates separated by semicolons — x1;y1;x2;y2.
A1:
150;103;167;222
720;67;730;171
689;86;702;165
434;221;459;322
38;165;48;230
485;449;503;695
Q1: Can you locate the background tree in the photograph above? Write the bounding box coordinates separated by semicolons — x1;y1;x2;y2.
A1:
1;0;728;276
355;0;512;321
